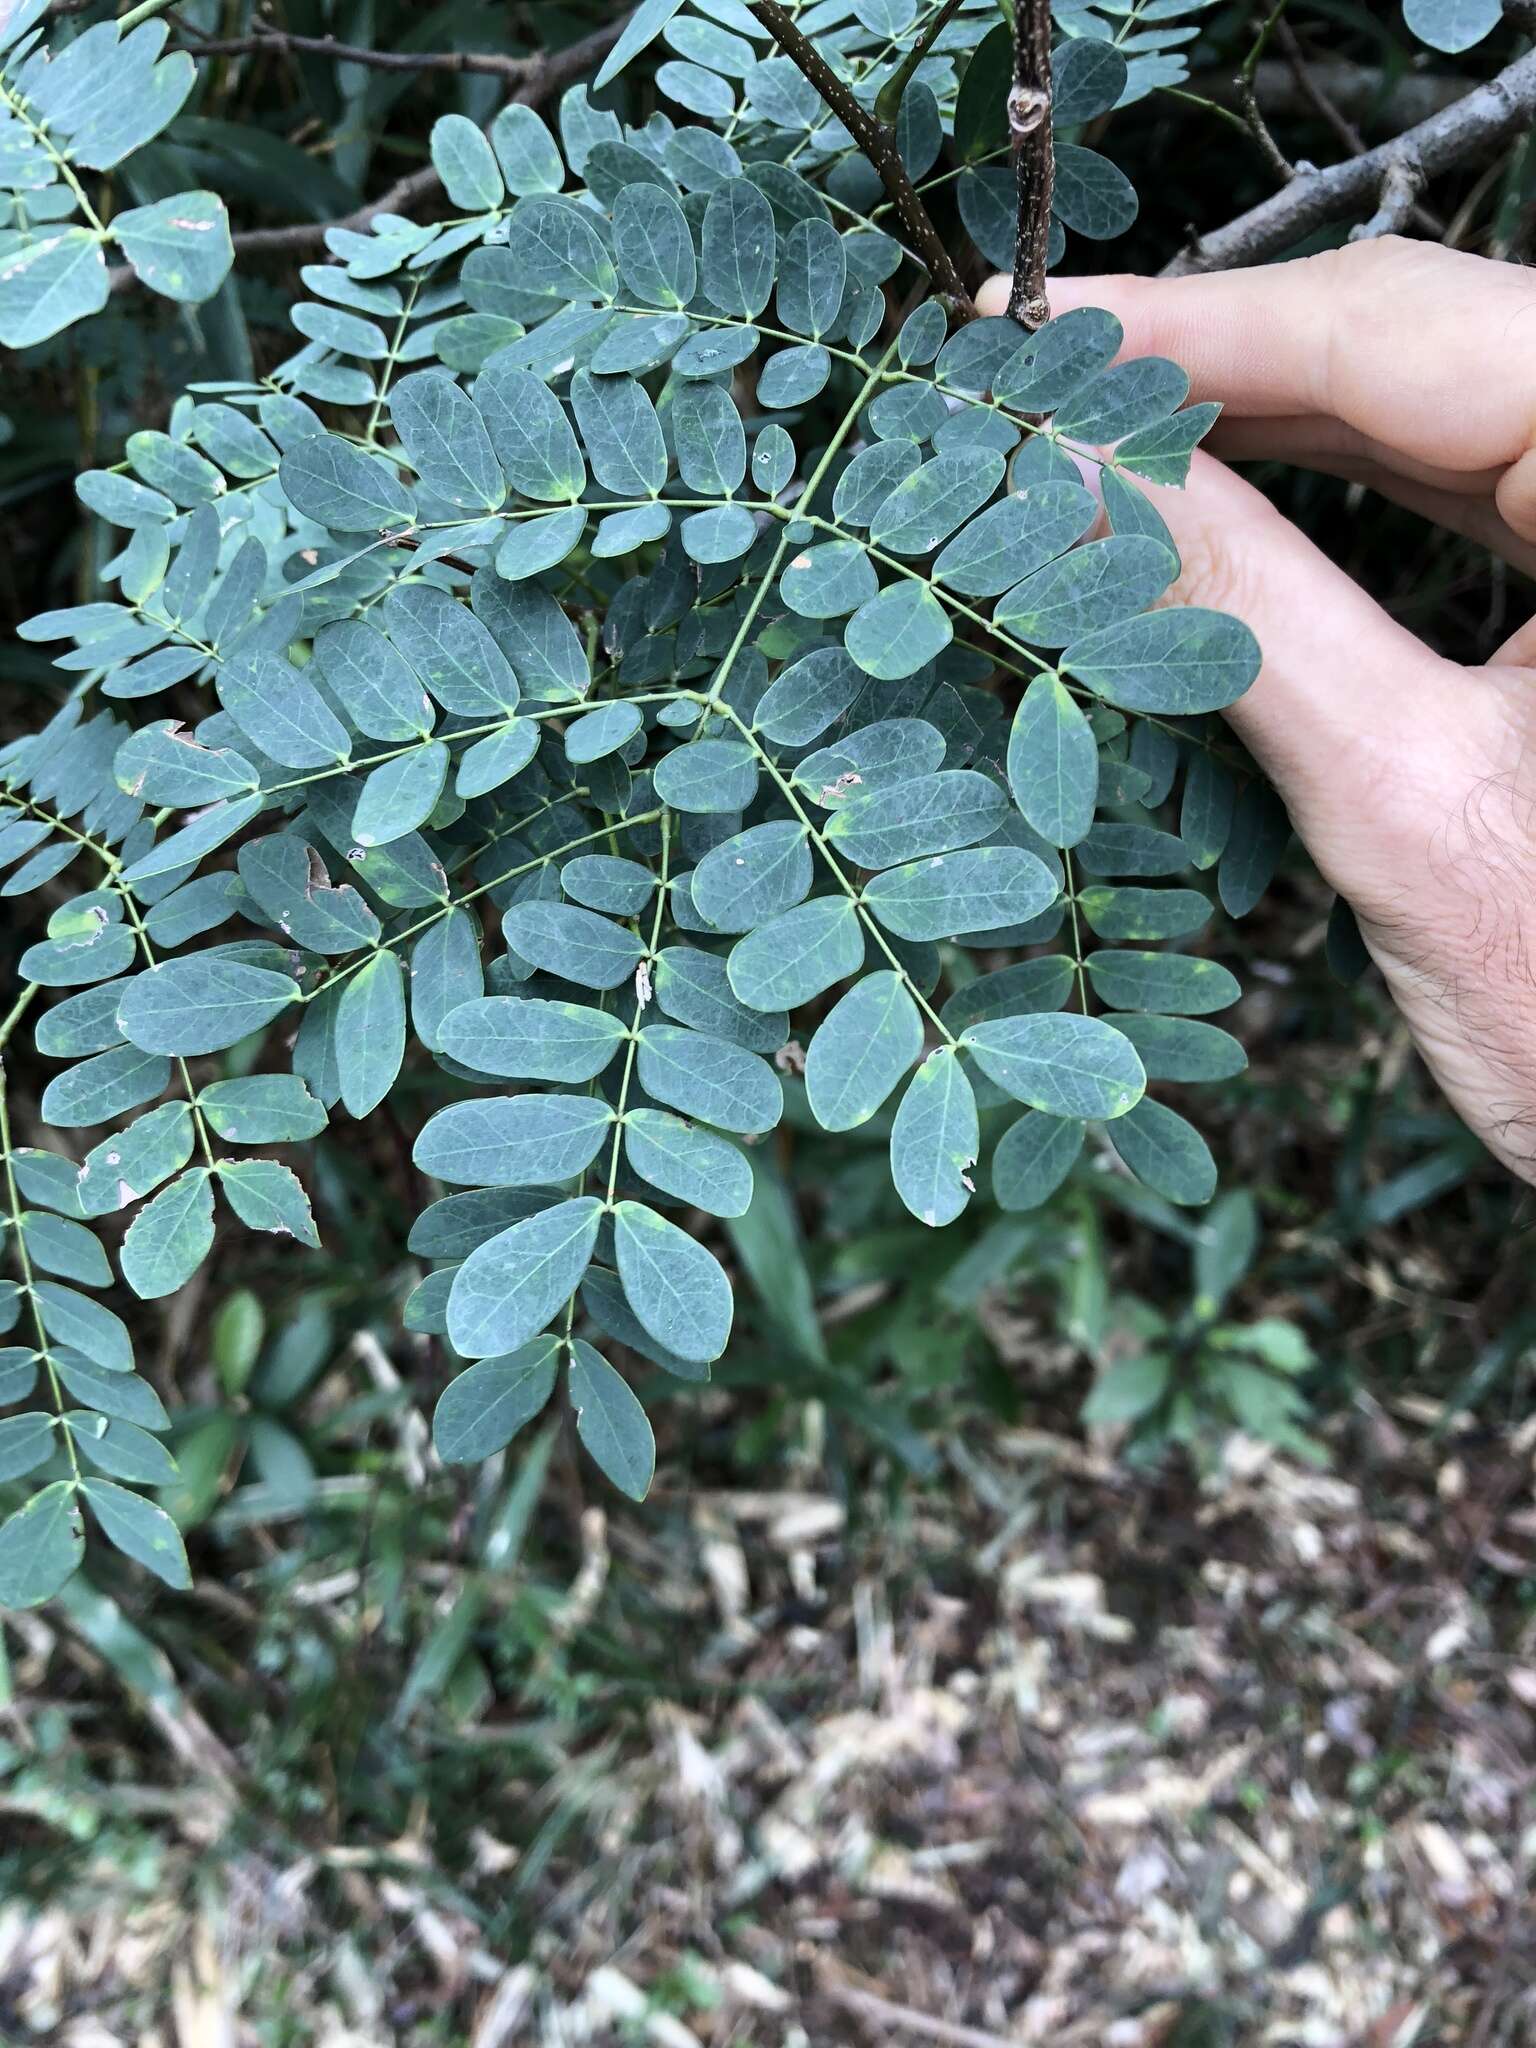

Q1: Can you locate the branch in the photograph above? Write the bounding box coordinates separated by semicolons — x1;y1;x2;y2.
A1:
1349;146;1425;240
1163;45;1536;275
108;14;626;280
1005;0;1053;328
745;0;974;316
172;28;543;79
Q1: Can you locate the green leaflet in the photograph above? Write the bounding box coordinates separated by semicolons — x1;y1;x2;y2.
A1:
652;739;758;814
216;1161;320;1245
119;1168;214;1299
475;366;587;502
433;1337;561;1462
199;1075;328;1145
67;1414;179;1486
564;855;655;916
217;653;351;769
115;722;257;807
571;370;667;497
934;482;1097;599
1083;950;1240;1016
992;1112;1084;1212
19;1211;111;1287
113;192;233;302
54;1358;167;1433
594;0;688;88
612;183;696;307
503;902;644;989
439;997;627;1082
613;1200;733;1365
797;718;946;804
867;451;1004;557
862;846;1057;942
447;1195;603;1358
1405;0;1500;53
727;897;865;1011
672;380;746;495
414;1094;614;1187
240;837;381;955
653;947;787;1053
782;541;877;621
504;194;618;301
382;584;519;717
351;741;450;849
314;619;435;742
566;702;642;764
1111;1013;1247;1083
81;1478;192;1590
491;104;564;195
0;1414;56;1484
890;1048;978;1228
691;820;812;932
278;433;416;532
1063;609;1261;716
75;1105;194;1215
1054;357;1186;443
700;177;776;318
804;970;922;1132
335;952;407;1116
568;1339;656;1499
472;575;590;701
753;648;863;745
0;1484;86;1609
431;112;504;212
961;1012;1146;1120
458;720;540;797
1079;885;1212;942
1108;1097;1217;1206
635;1022;781;1135
116;959;299;1056
844;582;952;680
1008;674;1098;849
389;370;504;511
996;536;1176;649
826;771;1008;868
622;1109;753;1218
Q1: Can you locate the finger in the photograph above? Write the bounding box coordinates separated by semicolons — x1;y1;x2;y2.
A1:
977;241;1536;506
1135;453;1486;883
1313;466;1536;582
1165;416;1536;573
1204;414;1504;498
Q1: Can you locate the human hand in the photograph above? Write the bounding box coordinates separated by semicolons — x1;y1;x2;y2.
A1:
978;240;1536;1183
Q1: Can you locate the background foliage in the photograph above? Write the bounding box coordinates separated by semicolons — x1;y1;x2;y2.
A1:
1;0;1534;2034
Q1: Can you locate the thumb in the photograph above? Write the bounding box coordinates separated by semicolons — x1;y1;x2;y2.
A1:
1103;453;1474;902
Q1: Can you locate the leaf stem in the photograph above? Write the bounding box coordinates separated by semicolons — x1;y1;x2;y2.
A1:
601;812;671;1211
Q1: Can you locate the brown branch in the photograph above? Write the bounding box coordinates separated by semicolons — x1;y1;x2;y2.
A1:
1200;56;1468;133
1349;146;1425;240
1005;0;1052;328
1163;45;1536;275
745;0;974;316
1273;23;1444;235
172;28;542;79
107;14;626;282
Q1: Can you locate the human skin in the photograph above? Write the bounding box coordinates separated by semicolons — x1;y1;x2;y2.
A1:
978;239;1536;1185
